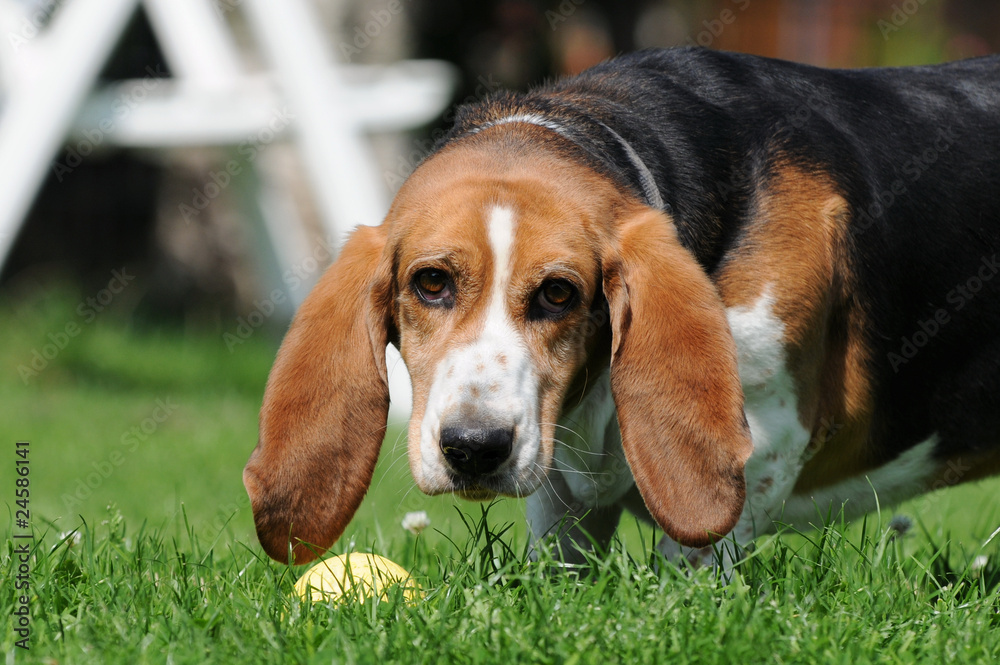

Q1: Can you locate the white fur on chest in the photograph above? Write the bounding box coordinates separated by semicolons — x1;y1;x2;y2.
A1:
726;291;940;536
725;291;812;532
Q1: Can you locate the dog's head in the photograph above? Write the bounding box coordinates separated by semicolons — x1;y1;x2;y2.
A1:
243;130;752;563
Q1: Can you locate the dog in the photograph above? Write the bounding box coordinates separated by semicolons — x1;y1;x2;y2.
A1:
244;47;1000;566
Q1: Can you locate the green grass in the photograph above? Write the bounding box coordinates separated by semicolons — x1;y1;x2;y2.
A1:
3;288;1000;663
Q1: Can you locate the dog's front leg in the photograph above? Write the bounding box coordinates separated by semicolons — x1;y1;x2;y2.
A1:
525;469;623;566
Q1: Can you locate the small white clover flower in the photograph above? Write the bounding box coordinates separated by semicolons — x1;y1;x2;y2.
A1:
59;530;82;547
971;555;989;573
401;511;430;535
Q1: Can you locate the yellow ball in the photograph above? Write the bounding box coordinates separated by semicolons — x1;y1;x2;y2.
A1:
294;553;421;605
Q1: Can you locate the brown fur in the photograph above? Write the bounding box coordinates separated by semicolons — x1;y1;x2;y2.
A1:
605;207;754;546
712;163;875;491
243;225;392;564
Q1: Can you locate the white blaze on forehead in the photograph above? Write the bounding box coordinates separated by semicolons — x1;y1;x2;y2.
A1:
486;205;515;323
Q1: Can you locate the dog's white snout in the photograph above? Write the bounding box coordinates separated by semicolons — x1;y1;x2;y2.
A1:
419;334;541;491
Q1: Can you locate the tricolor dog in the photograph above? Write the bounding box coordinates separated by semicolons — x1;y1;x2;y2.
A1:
244;48;1000;566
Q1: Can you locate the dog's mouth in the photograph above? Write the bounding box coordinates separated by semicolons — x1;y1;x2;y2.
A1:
450;475;508;502
455;487;499;501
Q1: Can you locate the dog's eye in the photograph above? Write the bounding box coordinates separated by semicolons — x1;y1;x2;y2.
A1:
535;279;577;316
414;269;453;304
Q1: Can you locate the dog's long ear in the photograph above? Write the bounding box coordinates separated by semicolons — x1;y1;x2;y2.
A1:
603;208;753;547
243;224;394;564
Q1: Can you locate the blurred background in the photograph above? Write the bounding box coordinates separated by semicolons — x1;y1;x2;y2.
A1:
2;0;998;554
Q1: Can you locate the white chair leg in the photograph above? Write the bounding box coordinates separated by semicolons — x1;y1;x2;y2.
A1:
242;0;388;240
0;0;139;267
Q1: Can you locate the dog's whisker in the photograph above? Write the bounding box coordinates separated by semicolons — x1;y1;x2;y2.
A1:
541;423;602;452
538;461;598;487
574;366;590;408
549;439;607;472
395;482;420;512
371;435;413;494
387;428;408;454
373;450;411;487
537;469;576;513
542;421;589;436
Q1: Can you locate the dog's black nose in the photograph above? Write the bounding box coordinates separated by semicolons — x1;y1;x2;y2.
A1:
440;426;513;476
